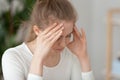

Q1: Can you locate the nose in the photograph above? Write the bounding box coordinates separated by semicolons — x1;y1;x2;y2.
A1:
59;37;66;48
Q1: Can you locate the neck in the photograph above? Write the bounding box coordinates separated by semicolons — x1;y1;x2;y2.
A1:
26;39;61;67
26;39;60;57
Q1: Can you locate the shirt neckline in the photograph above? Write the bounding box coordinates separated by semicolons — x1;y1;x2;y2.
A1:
22;42;64;69
23;42;33;57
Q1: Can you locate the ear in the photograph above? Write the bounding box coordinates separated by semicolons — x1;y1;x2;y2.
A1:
33;25;41;36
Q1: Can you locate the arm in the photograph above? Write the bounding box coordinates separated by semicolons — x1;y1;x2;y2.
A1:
70;55;94;80
78;56;94;80
28;54;43;80
2;49;44;80
2;50;25;80
67;26;95;80
28;23;64;80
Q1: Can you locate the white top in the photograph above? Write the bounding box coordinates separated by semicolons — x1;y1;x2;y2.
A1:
2;43;94;80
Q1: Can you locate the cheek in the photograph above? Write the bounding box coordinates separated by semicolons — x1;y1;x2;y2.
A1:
52;41;61;49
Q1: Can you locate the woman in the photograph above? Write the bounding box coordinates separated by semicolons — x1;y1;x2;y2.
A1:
2;0;94;80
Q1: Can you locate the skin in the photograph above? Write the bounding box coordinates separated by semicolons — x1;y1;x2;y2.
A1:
28;21;91;76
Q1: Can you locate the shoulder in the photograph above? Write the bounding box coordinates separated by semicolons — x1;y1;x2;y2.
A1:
2;43;24;55
2;43;25;62
2;43;27;80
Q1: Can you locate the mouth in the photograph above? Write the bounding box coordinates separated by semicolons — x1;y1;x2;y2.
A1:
55;48;64;51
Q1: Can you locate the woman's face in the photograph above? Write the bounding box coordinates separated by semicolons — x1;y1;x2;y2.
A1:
51;21;74;53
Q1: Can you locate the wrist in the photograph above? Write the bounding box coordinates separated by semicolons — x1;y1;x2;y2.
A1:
30;55;44;76
78;55;91;72
78;54;89;61
33;52;45;63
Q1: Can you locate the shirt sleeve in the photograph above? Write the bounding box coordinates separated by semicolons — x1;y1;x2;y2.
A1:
81;71;94;80
2;49;25;80
27;73;43;80
70;54;95;80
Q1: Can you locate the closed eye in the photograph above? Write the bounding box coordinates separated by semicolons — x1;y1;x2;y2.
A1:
66;33;72;38
57;32;73;40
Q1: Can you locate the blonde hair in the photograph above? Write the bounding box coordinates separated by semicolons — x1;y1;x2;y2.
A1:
24;0;77;42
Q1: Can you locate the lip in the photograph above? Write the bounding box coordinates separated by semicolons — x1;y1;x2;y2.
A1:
55;48;63;51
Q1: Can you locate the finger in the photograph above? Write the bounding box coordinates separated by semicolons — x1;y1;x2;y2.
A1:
73;26;81;38
42;23;58;34
50;31;62;45
45;23;64;38
72;26;81;41
37;23;58;38
38;23;63;42
46;26;63;42
81;28;86;40
43;23;63;35
72;28;78;41
47;29;63;47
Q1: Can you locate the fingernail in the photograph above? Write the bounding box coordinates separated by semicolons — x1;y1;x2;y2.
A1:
61;27;64;30
60;23;64;26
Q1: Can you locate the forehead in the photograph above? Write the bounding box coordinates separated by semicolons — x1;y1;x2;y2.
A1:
62;21;74;36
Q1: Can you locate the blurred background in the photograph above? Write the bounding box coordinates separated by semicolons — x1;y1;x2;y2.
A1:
0;0;120;80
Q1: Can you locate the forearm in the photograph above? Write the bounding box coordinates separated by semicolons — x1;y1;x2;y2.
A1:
78;55;91;72
29;55;43;76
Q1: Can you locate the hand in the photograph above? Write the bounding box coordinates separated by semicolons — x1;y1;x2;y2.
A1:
67;25;91;72
67;25;88;59
34;23;64;61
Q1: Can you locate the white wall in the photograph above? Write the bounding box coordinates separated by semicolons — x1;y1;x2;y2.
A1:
92;0;120;80
71;0;120;80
